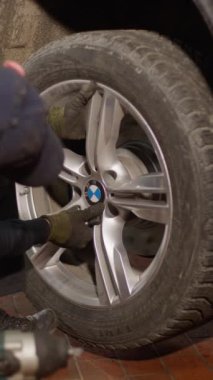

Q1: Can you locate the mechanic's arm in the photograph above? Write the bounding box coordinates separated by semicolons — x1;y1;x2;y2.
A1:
0;218;50;258
0;203;103;258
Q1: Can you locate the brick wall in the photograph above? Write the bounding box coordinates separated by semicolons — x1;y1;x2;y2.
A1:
0;0;69;64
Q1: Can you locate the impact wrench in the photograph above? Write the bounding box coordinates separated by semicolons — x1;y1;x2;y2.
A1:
0;330;82;379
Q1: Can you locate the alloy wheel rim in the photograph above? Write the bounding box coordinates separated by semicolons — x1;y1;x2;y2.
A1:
16;80;173;307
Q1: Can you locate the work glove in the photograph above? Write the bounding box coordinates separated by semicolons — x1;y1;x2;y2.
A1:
48;81;97;140
43;203;104;249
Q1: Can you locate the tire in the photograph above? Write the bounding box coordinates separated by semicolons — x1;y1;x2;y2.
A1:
20;30;213;354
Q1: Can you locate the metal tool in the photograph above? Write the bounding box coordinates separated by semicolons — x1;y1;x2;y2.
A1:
0;331;82;379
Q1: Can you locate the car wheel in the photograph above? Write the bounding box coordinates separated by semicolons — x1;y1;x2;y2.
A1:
16;30;213;354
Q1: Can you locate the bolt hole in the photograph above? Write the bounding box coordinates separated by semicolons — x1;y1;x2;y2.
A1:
103;170;117;184
107;170;117;180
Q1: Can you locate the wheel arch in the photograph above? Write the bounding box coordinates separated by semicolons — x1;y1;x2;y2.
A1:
36;0;212;89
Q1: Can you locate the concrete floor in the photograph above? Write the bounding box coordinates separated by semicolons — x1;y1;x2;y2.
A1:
1;291;212;380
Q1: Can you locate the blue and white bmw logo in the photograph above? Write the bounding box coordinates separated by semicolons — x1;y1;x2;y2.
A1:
85;180;105;205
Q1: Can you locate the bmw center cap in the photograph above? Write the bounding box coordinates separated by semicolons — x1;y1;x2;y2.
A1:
85;180;105;205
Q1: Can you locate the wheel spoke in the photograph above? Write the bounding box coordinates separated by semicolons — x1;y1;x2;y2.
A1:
44;247;65;268
59;170;77;185
86;91;129;180
30;244;65;269
110;195;170;224
97;93;128;178
109;173;166;195
93;210;139;305
94;226;118;305
59;148;87;186
86;92;102;172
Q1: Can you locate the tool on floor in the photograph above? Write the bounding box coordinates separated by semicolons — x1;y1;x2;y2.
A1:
0;330;82;379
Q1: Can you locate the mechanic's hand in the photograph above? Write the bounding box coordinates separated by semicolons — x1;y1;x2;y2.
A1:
43;203;104;249
48;81;97;140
